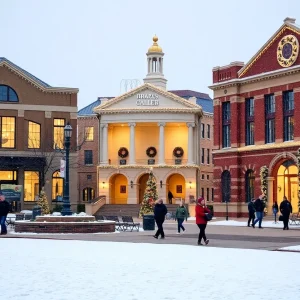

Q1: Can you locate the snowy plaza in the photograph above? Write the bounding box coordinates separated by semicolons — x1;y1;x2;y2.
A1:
1;238;300;300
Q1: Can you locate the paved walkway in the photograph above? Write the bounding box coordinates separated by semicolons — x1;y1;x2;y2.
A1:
3;218;300;252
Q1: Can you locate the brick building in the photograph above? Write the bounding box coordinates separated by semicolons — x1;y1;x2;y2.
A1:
210;17;300;217
0;57;78;211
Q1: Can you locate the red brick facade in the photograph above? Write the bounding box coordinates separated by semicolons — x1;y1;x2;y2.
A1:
210;18;300;217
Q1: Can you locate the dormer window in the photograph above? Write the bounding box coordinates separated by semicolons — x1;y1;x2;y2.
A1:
0;85;18;102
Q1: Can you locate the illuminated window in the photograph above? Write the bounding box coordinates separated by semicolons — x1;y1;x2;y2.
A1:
28;121;41;148
0;117;15;148
0;85;18;102
24;171;39;202
85;127;94;141
52;171;64;201
0;171;17;180
53;119;65;149
82;187;95;201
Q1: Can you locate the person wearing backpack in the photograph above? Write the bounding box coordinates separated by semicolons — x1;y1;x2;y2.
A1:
175;202;188;234
195;197;211;245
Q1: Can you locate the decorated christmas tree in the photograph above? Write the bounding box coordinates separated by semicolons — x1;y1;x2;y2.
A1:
139;171;158;217
37;187;50;215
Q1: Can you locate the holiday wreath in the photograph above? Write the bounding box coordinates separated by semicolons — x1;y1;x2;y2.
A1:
173;147;184;158
146;146;157;158
118;147;129;158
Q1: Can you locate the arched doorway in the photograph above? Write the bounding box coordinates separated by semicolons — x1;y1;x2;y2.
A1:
277;160;298;212
166;173;186;204
109;174;128;204
138;173;149;204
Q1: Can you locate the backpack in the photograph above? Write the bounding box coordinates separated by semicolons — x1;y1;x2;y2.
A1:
205;213;213;221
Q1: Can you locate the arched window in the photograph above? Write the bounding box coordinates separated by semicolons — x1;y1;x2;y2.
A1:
0;85;18;102
245;170;255;203
52;171;64;201
221;170;231;202
82;187;95;201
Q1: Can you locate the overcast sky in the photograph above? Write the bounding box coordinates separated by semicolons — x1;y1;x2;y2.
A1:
1;0;300;109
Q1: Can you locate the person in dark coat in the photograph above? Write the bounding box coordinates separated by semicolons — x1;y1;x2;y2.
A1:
247;198;255;227
195;197;211;245
168;191;173;204
252;194;265;229
272;201;279;223
280;196;292;230
153;199;167;239
0;191;10;235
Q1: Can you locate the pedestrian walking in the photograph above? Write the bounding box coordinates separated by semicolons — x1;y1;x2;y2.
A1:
153;199;167;239
168;191;174;204
252;194;265;229
175;201;188;234
247;198;255;227
272;201;279;223
195;197;211;245
280;196;292;230
0;191;10;235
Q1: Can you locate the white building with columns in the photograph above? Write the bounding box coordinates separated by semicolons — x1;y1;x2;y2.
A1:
93;36;203;204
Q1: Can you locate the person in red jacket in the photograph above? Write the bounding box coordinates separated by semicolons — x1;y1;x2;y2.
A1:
195;197;210;245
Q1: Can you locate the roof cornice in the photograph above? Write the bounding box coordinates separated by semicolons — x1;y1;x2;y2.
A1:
209;64;300;90
0;60;78;94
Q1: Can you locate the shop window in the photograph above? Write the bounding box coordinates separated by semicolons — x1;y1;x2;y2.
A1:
245;98;254;145
245;169;255;203
0;171;17;181
53;119;65;149
24;171;39;202
52;171;64;201
28;121;41;148
85;127;94;141
82;187;95;201
221;170;231;202
0;117;15;148
265;94;275;143
0;85;18;102
222;102;230;148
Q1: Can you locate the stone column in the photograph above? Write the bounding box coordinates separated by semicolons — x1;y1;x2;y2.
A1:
187;122;195;164
128;123;136;165
158;122;166;165
102;124;108;164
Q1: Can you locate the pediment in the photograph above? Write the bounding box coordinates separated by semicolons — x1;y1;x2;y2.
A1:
94;84;202;115
239;23;300;78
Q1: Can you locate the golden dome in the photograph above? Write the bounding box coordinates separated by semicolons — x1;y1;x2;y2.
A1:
148;35;163;53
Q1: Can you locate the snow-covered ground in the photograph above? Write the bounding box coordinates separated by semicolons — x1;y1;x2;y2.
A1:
1;239;299;300
208;220;299;229
280;245;300;251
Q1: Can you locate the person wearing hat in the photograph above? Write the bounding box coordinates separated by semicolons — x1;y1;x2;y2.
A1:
195;197;211;245
0;191;10;235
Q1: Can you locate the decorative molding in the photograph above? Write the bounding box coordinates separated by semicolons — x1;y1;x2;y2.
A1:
0;103;77;113
18;110;24;117
45;111;51;119
268;151;297;175
70;113;77;119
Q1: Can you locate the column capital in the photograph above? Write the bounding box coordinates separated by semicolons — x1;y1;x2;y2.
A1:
187;122;195;128
101;124;108;128
158;122;166;127
128;122;136;127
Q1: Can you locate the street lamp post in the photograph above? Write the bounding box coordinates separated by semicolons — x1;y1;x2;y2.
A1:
61;123;73;216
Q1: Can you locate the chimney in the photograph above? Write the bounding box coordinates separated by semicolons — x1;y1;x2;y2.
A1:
284;17;296;24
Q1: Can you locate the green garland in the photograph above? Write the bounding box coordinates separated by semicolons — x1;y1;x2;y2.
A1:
260;165;268;203
297;148;300;209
